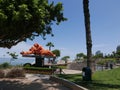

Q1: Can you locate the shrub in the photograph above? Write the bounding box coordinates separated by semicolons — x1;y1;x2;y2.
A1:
0;70;5;78
23;63;31;67
6;68;25;78
0;62;11;69
24;67;54;75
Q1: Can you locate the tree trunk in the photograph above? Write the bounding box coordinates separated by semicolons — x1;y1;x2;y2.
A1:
83;0;92;69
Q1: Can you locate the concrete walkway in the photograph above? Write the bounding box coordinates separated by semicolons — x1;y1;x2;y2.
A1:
62;69;82;74
0;69;82;90
0;74;71;90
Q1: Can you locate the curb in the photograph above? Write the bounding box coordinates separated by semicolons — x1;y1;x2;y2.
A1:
50;76;88;90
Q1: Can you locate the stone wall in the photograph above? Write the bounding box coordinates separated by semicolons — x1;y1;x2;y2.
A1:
67;61;96;71
67;62;87;70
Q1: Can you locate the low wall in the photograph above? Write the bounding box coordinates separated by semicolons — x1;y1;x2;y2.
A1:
50;76;88;90
67;62;86;70
67;61;96;71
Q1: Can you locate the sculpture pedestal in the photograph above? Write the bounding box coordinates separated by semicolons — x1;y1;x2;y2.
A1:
22;55;56;67
33;57;44;67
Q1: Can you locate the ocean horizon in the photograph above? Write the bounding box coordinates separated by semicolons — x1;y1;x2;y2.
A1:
0;57;35;65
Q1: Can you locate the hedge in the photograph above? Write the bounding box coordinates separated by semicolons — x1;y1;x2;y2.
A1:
23;67;55;75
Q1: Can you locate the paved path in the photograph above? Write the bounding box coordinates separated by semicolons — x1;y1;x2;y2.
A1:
62;69;82;74
0;74;71;90
0;69;81;90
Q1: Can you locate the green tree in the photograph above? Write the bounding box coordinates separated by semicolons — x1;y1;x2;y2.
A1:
116;50;120;58
112;51;116;58
116;45;120;52
61;56;70;64
46;42;54;51
0;0;67;48
7;52;18;59
116;45;120;58
7;52;18;64
51;49;60;64
76;53;86;61
52;49;60;58
94;50;103;58
83;0;92;68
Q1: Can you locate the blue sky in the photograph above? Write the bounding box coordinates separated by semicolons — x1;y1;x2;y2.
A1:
0;0;120;60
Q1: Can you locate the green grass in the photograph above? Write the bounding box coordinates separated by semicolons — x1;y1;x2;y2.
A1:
0;62;12;69
57;68;120;90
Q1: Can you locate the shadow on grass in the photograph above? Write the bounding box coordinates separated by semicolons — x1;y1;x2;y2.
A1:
57;74;82;79
74;80;120;90
57;74;120;90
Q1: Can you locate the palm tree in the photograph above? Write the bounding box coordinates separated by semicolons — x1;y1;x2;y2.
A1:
46;42;54;64
83;0;92;68
46;42;54;51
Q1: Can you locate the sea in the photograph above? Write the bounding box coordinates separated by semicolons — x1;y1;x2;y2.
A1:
0;57;35;66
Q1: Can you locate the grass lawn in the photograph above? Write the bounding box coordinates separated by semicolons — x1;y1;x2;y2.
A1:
57;68;120;90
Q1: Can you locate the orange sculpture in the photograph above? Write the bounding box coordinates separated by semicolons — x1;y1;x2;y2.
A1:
20;43;55;57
